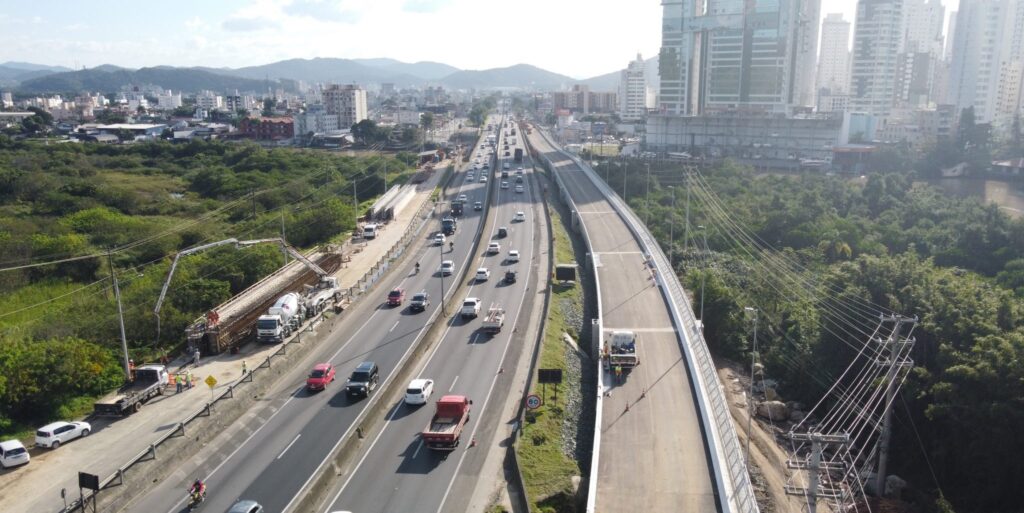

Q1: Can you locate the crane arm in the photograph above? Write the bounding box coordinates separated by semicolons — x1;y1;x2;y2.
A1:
154;238;239;315
235;238;328;277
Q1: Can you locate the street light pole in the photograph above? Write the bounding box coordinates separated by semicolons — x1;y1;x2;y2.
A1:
645;162;651;226
668;186;676;268
698;225;706;327
439;218;447;316
744;306;759;466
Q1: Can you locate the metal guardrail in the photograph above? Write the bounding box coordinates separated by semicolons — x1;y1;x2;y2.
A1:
538;130;759;513
530;131;605;513
58;191;439;513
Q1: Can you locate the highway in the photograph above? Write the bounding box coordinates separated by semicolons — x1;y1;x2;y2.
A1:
122;116;504;513
321;115;543;513
528;130;719;511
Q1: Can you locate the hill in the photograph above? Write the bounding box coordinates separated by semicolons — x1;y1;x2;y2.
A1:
17;66;275;94
0;61;72;73
439;63;575;90
581;56;659;92
225;57;423;85
353;58;459;80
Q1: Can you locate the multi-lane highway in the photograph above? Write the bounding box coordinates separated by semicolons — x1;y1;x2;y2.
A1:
122;115;510;513
528;130;719;512
320;117;543;513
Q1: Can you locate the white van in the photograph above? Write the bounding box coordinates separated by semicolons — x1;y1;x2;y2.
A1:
363;223;379;239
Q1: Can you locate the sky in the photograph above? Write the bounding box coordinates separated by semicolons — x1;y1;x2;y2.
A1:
0;0;960;80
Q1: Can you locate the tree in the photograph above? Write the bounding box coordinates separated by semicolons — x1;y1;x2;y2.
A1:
262;98;275;117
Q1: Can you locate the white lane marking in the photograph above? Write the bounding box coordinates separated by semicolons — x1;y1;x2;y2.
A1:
411;439;424;459
449;375;459;392
436;150;538;513
390;320;400;332
277;434;302;460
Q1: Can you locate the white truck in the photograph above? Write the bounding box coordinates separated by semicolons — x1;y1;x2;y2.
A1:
480;304;505;334
257;292;306;343
460;297;481;319
303;276;342;317
604;330;639;370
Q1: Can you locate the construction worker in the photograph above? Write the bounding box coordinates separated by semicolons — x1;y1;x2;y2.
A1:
175;373;184;393
614;365;623;384
241;360;247;375
185;369;193;390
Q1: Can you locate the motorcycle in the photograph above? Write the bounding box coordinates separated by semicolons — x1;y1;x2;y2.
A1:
186;488;206;510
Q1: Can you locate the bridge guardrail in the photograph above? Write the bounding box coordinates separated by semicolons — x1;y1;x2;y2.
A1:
538;130;758;513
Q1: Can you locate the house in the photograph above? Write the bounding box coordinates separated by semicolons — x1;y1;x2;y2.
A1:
992;158;1024;177
239;117;293;141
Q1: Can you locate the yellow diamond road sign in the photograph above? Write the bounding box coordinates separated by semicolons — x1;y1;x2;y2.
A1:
204;375;217;389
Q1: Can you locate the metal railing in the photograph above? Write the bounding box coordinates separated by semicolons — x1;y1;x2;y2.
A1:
539;130;759;513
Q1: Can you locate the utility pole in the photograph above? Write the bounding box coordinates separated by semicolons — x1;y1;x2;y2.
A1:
744;306;758;466
645;162;651;226
873;315;916;497
668;186;676;266
684;168;691;254
108;252;130;381
280;212;288;266
786;432;850;513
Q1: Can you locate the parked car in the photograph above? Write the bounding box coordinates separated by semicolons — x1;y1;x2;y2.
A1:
387;288;405;306
475;268;491;281
405;378;435;405
306;363;336;391
35;421;90;449
507;250;520;263
0;440;29;468
227;500;264;513
488;242;501;254
346;362;380;398
440;260;455;276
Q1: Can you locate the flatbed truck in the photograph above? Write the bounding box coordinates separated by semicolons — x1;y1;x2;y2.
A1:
421;395;472;451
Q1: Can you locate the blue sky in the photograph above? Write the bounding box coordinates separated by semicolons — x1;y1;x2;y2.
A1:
0;0;959;79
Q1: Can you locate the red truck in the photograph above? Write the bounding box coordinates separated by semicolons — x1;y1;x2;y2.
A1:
387;288;405;306
421;395;472;451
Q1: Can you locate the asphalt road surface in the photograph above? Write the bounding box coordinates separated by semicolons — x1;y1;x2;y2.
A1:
123;116;504;513
322;113;543;513
528;130;719;512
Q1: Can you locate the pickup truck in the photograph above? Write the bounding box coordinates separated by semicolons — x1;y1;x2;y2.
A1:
93;365;169;416
481;304;505;334
460;297;481;318
421;395;472;451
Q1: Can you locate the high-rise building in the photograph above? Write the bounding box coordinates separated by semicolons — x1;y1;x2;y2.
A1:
619;54;648;121
850;0;905;116
323;84;368;129
817;13;852;95
944;11;957;62
948;0;1024;125
658;0;821;116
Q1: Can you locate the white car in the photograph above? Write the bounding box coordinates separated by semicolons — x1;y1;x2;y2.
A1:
405;379;434;405
479;175;488;183
475;268;491;281
515;184;524;193
488;242;501;254
0;440;30;468
507;250;520;263
439;260;455;275
500;181;509;189
513;211;526;222
457;194;468;202
434;233;446;245
35;421;91;449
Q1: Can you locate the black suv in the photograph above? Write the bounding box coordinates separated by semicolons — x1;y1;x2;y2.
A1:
346;361;379;398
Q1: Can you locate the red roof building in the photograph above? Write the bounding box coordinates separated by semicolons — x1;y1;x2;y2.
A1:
240;117;294;140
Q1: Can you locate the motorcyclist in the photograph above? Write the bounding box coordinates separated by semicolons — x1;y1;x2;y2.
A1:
189;479;206;502
415;261;420;273
449;241;454;252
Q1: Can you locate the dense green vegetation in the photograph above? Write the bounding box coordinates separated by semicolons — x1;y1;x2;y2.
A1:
597;158;1024;512
0;136;410;435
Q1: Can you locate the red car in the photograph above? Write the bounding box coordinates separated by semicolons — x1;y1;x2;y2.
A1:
387;288;405;306
306;363;335;391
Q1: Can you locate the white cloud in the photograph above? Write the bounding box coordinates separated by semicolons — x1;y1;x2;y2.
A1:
184;16;209;31
222;16;281;32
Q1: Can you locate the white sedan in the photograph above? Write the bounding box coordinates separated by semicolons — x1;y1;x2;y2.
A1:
475;268;491;281
35;421;91;449
513;211;526;222
507;250;520;263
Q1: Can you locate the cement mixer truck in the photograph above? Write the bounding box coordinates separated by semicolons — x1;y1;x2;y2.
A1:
257;292;306;343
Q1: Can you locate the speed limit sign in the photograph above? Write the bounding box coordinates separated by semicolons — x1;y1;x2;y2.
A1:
525;394;542;410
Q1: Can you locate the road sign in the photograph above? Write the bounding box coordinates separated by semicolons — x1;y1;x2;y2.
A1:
538;369;563;384
525;394;542;410
204;375;217;389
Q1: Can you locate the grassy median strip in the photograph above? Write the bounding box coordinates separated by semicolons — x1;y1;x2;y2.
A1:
517;202;584;512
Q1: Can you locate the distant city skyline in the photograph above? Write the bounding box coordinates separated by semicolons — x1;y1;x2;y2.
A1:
0;1;962;80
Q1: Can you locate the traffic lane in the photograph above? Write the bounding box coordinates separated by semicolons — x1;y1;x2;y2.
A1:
328;227;535;513
326;162;536;513
132;179;489;513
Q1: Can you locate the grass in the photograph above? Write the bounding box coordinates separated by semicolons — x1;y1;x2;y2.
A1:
516;202;583;511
